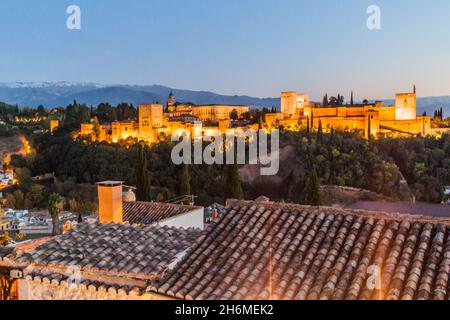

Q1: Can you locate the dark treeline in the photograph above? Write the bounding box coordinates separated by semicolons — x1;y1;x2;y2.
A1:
0;100;137;131
13;133;226;205
0;102;48;120
10;128;449;206
276;129;405;203
377;136;450;203
59;101;137;131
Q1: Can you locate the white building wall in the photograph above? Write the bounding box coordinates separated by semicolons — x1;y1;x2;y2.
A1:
158;208;204;230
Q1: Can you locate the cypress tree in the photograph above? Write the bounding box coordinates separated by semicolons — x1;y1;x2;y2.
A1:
305;167;321;206
317;119;323;142
351;91;354;105
323;94;328;107
306;115;310;134
225;160;243;201
136;143;151;201
180;164;191;196
310;111;314;129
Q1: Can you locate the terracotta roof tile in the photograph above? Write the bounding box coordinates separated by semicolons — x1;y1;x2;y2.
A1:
15;222;203;279
25;271;146;297
155;200;450;300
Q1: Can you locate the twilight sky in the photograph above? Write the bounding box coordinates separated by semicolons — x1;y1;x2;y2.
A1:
0;0;449;101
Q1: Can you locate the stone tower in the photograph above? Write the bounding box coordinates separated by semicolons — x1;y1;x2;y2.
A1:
281;92;309;119
395;88;417;121
167;91;176;112
138;104;163;143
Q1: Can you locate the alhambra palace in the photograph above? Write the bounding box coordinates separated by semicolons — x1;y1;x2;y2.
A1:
78;86;433;143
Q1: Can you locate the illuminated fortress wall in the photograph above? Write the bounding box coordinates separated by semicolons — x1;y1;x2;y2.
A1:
77;88;432;143
278;88;430;138
79;103;250;144
80;123;94;136
191;105;249;121
111;121;138;143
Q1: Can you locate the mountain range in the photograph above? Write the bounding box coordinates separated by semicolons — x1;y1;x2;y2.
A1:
0;82;279;110
0;82;448;117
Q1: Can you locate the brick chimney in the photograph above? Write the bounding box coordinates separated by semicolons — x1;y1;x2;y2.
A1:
97;181;123;224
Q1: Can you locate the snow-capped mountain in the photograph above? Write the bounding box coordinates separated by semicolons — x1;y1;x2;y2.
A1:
0;82;280;109
0;81;107;89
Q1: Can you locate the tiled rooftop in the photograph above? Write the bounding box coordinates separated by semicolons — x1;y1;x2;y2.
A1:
25;271;145;297
154;200;450;300
0;237;53;263
123;201;201;225
15;222;202;279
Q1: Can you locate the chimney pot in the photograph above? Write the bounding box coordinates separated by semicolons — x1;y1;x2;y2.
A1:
211;209;220;222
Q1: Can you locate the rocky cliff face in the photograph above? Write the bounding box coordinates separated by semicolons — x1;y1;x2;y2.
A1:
240;145;297;200
239;144;397;205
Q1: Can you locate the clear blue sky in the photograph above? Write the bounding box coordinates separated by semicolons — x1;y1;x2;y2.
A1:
0;0;449;100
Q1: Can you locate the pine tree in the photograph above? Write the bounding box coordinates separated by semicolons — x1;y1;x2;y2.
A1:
135;143;151;201
305;167;321;206
180;164;191;196
225;160;243;201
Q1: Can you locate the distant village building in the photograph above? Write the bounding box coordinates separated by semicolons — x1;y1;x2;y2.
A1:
50;119;59;134
444;186;450;204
